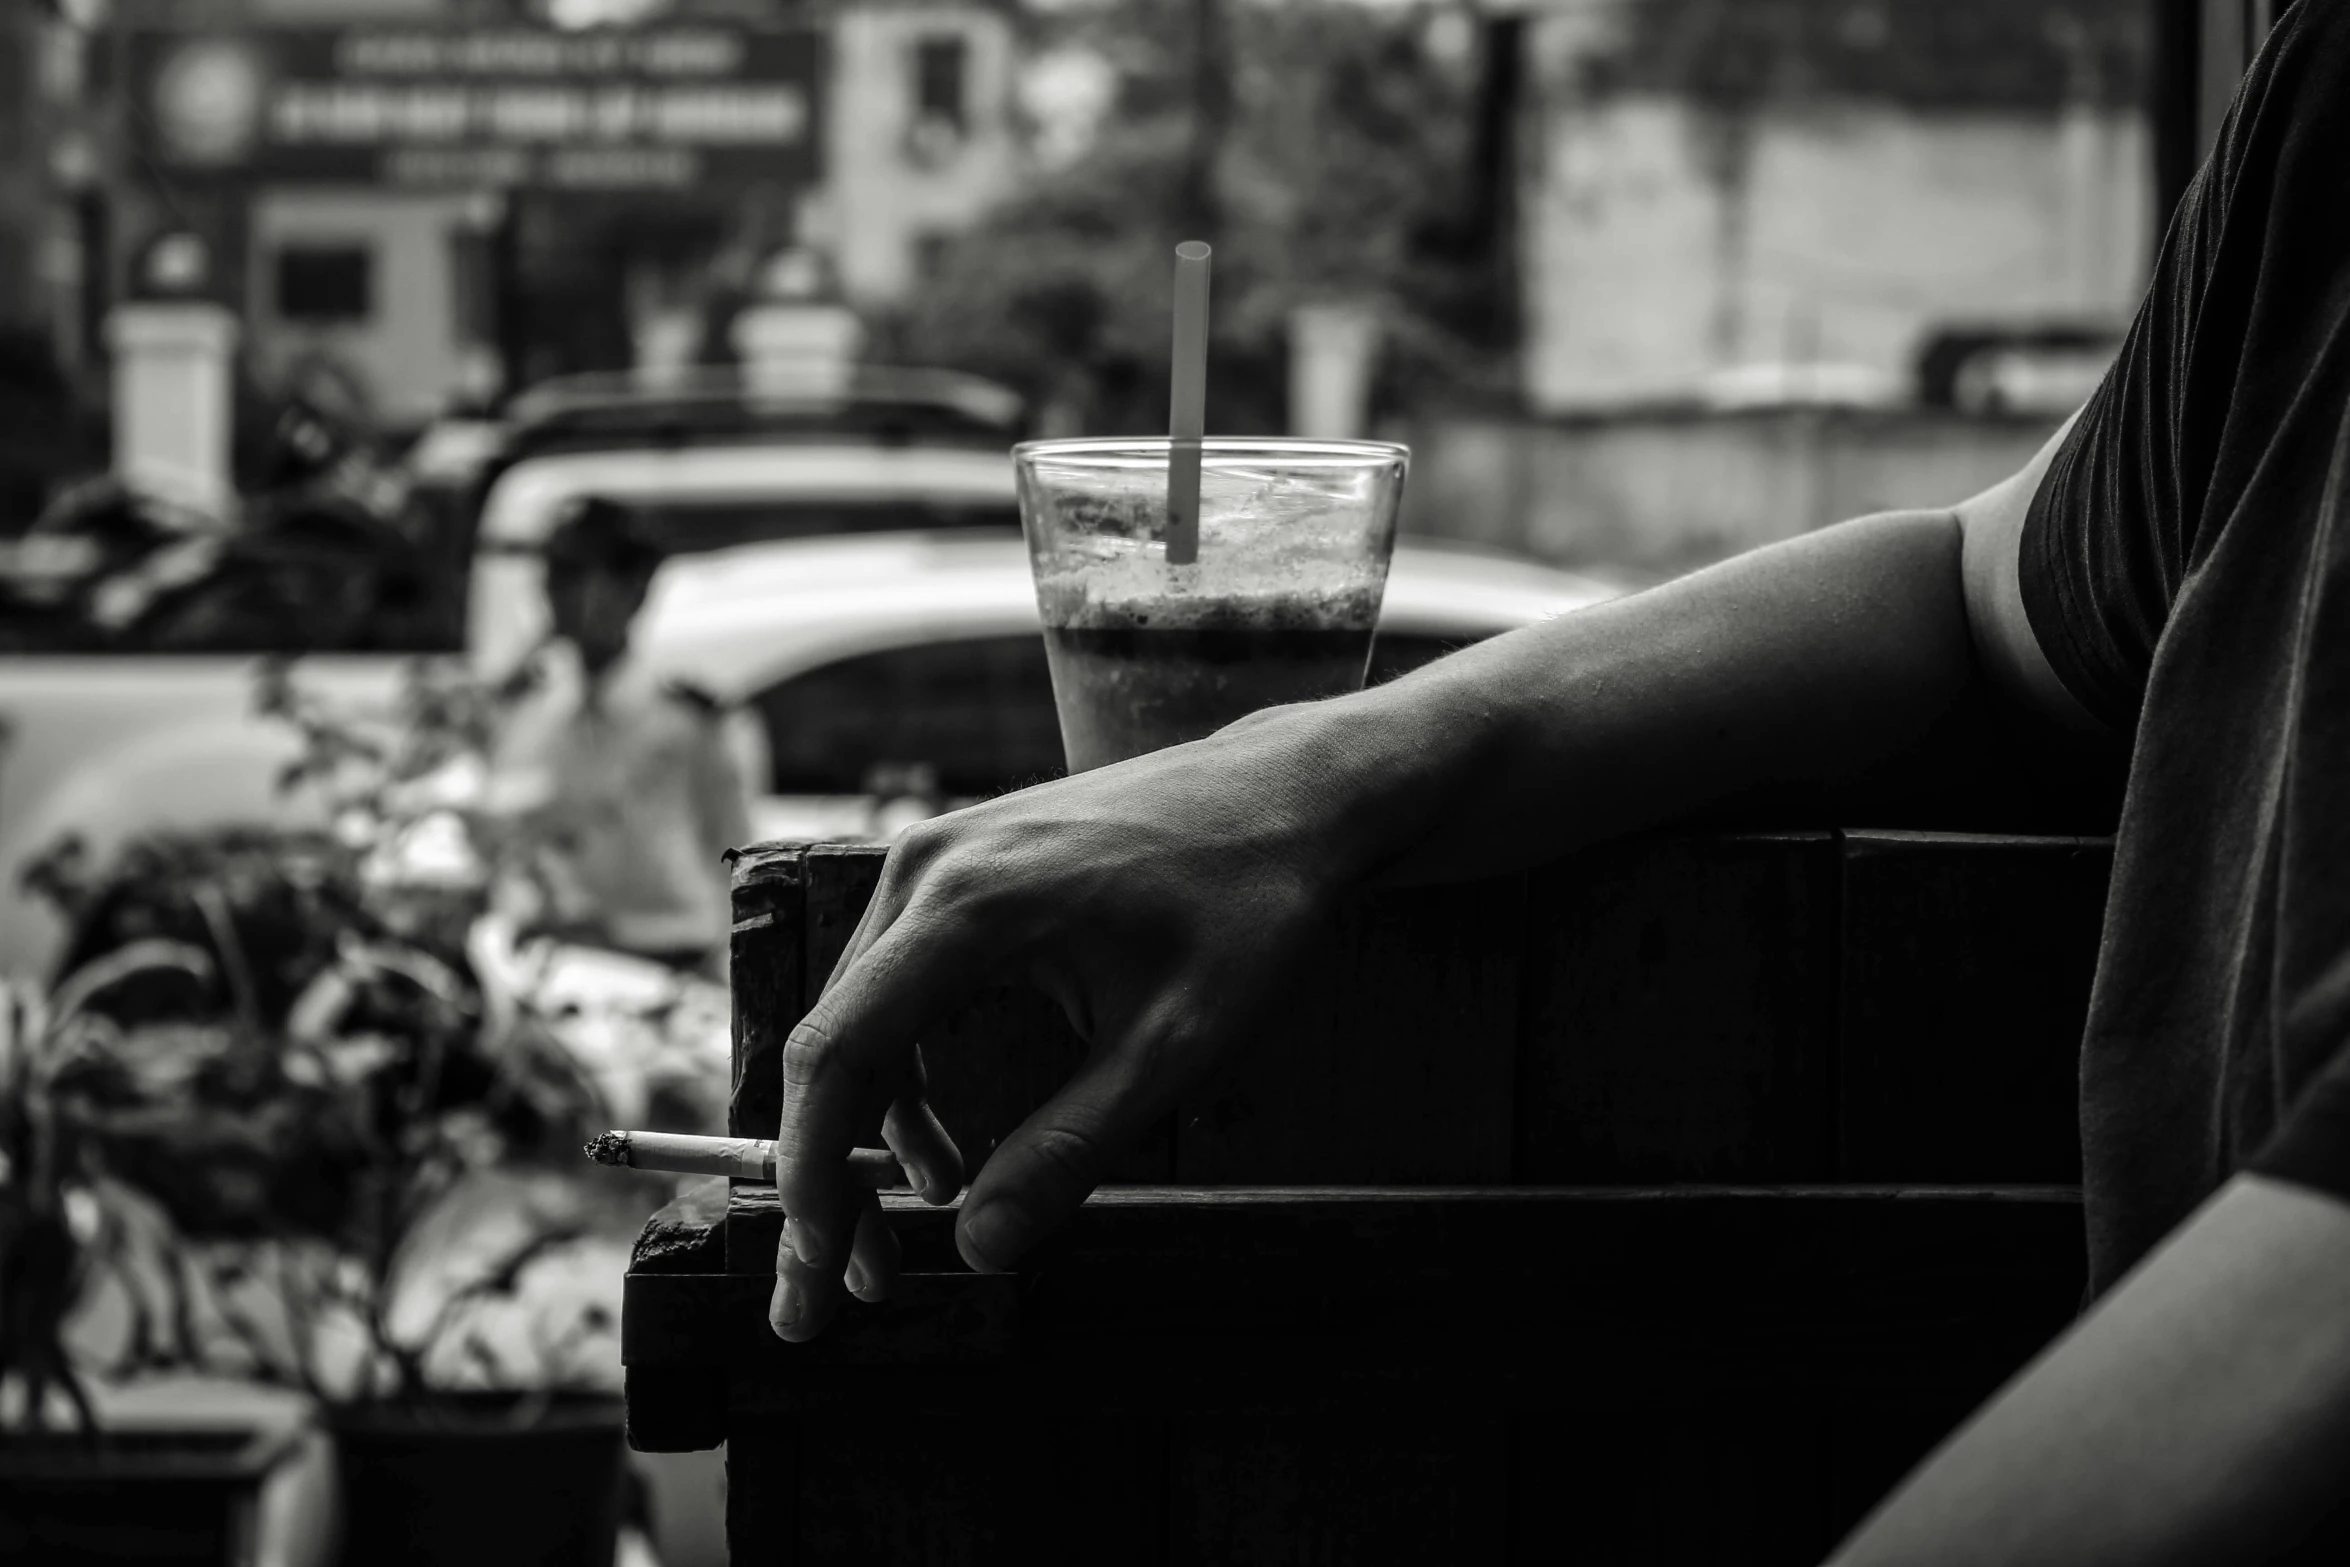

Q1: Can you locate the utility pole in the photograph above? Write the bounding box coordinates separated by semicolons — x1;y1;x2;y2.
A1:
1465;12;1524;351
1177;0;1229;243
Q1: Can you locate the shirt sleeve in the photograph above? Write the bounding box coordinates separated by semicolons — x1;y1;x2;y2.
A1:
2249;1037;2350;1204
2013;196;2209;733
2016;0;2350;734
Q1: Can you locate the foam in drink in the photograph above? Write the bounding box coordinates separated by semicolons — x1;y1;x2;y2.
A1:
1036;578;1380;771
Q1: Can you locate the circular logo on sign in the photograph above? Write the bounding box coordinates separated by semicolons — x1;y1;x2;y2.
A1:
153;38;268;167
140;231;214;296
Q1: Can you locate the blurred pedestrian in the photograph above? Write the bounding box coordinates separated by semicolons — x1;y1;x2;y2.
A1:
487;496;752;976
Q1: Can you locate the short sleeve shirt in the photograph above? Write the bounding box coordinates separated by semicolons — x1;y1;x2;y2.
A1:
2015;0;2350;1295
489;643;752;958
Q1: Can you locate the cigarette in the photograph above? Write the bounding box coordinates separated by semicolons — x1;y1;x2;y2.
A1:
583;1130;909;1188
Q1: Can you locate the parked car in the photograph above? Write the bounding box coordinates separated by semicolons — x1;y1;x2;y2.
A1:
0;375;1616;977
519;526;1620;844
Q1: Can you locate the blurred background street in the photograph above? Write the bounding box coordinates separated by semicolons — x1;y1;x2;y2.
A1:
0;2;2182;1565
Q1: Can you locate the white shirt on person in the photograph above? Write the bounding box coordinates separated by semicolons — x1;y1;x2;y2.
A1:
487;640;753;959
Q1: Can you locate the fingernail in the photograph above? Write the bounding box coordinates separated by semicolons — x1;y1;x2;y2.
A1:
900;1160;926;1196
770;1280;801;1334
961;1202;1021;1272
845;1258;868;1298
785;1217;823;1268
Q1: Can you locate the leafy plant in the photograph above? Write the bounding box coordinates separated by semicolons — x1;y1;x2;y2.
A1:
882;0;1513;436
6;658;685;1420
0;942;222;1431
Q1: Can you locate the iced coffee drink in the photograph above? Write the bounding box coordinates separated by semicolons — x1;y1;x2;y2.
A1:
1016;438;1409;772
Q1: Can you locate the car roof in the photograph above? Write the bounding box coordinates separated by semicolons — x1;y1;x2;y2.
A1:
476;444;1021;548
505;364;1028;438
631;530;1619;700
476;367;1027;478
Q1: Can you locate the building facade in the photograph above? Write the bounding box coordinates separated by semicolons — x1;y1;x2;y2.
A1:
1517;0;2154;413
107;0;1019;430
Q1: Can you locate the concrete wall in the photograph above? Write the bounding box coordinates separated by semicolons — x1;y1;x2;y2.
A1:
1521;89;2150;411
808;3;1020;309
247;188;491;427
1396;408;2063;576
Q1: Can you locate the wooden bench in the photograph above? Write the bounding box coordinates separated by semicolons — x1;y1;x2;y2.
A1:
623;829;2110;1564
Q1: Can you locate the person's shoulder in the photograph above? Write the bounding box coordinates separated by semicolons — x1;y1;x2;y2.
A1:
491;641;582;742
618;677;734;750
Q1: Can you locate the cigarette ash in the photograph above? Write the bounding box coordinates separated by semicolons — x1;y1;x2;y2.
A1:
583;1130;631;1167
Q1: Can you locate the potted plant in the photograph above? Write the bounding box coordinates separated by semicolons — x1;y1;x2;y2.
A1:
0;945;303;1565
155;929;632;1567
14;658;720;1567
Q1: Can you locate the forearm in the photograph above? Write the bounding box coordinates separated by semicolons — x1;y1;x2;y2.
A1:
1243;508;1980;888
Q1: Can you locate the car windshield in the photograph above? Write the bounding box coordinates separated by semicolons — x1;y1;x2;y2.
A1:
755;630;1479;799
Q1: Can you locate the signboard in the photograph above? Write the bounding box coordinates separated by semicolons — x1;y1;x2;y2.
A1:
127;24;823;191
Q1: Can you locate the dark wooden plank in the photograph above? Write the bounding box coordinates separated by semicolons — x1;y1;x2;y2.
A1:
728;843;807;1152
1172;873;1526;1183
626;1269;1021;1369
800;844;884;1002
726;1433;795;1567
1826;1383;1990;1551
628;1177;729;1276
1837;831;2111;1183
625;1158;727;1453
713;1186;2082;1420
1709;1400;1836;1567
622;1366;725;1454
1511;1404;1717;1566
1517;833;1841;1183
1512;1400;1833;1567
788;1412;1167;1567
1170;1411;1507;1566
729;844;807;1276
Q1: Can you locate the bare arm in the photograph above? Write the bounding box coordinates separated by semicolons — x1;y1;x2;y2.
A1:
767;485;2083;1338
1828;1175;2350;1566
1347;506;1978;885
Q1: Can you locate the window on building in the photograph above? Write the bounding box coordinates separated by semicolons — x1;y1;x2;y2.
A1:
910;230;955;285
448;228;495;346
274;243;373;325
0;29;24;163
914;35;969;133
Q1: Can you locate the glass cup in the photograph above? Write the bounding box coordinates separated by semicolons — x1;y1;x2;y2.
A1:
1014;436;1409;772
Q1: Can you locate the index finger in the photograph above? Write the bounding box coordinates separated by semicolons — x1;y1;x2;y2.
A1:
768;909;987;1342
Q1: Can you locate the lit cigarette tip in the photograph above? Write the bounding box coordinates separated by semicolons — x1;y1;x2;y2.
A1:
585;1130;631;1167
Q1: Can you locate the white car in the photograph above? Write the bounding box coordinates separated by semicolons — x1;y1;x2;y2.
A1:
0;436;1617;976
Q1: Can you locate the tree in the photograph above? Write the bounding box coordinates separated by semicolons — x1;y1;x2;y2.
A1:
880;1;1512;437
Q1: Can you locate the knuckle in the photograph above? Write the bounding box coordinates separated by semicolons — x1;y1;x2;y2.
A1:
915;845;992;907
889;823;1012;912
887;816;953;877
781;1017;840;1089
1022;1123;1107;1195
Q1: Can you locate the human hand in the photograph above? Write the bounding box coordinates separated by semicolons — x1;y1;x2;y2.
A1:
767;708;1366;1341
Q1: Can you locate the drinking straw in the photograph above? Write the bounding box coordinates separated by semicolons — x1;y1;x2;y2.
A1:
1166;240;1212;565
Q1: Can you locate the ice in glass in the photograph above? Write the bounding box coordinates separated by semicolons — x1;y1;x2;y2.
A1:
1015;438;1409;772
